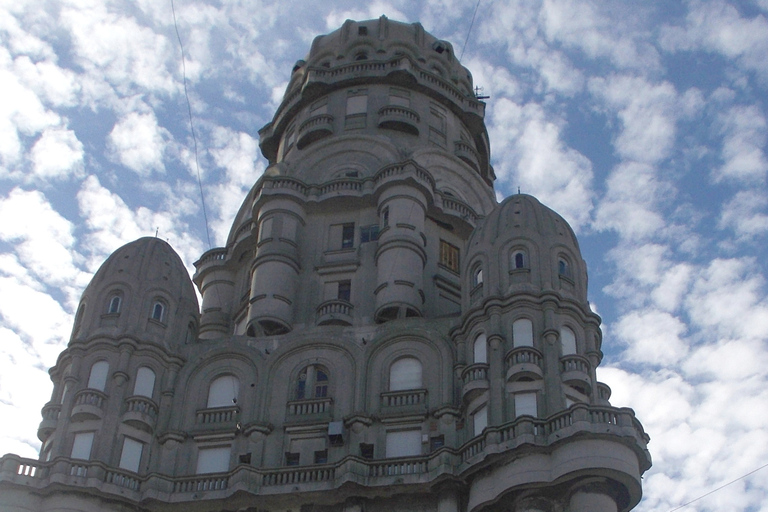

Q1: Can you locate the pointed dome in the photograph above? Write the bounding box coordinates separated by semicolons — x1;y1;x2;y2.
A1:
72;237;199;350
465;194;587;301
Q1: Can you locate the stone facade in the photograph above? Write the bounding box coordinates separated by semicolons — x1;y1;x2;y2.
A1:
0;16;651;512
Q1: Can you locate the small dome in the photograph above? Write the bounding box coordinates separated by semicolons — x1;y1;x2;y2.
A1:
465;194;587;301
72;237;199;350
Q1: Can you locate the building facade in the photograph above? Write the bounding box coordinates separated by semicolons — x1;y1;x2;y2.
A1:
0;17;651;512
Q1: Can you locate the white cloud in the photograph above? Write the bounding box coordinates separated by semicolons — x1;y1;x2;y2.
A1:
30;127;84;179
719;189;768;240
589;75;679;164
594;162;669;240
488;98;594;230
108;111;168;175
614;309;688;366
715;104;768;183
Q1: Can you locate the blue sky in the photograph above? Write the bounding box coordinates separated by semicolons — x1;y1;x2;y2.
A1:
1;1;767;510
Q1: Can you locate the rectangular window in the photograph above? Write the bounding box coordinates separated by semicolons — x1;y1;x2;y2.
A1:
360;225;380;243
439;240;460;273
341;223;355;249
71;432;95;460
430;435;445;451
515;393;538;418
310;102;327;116
385;430;422;458
389;88;410;107
473;405;488;436
360;443;374;459
196;446;231;474
346;94;368;115
429;105;447;147
337;280;351;302
314;450;328;464
118;437;143;473
285;452;300;466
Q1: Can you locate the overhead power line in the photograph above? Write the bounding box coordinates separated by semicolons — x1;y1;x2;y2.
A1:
460;0;482;61
666;461;768;512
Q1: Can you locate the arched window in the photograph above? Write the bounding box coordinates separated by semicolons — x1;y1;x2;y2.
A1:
133;367;156;398
151;301;165;322
389;357;422;391
108;295;121;314
472;265;483;287
207;375;240;408
511;250;527;269
473;333;487;364
87;361;109;391
558;257;572;278
512;319;534;348
296;365;330;400
560;327;577;355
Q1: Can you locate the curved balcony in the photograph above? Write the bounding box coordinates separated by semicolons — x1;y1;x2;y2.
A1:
560;355;592;395
316;300;354;326
297;114;334;149
71;389;107;422
377;105;420;135
461;363;489;403
286;397;333;423
505;347;544;381
37;403;61;441
454;140;480;172
597;381;612;404
0;404;650;509
380;388;427;416
122;396;158;433
196;405;240;426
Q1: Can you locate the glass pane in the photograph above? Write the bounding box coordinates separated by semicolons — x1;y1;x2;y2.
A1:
207;375;239;408
389;357;422;391
513;319;534;348
473;334;487;363
71;432;94;460
515;393;537;417
118;437;143;472
561;327;577;355
87;361;109;391
196;446;230;474
133;367;156;398
385;430;421;458
473;405;488;435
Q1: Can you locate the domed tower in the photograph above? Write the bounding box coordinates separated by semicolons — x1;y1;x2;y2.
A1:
36;238;198;473
1;17;649;512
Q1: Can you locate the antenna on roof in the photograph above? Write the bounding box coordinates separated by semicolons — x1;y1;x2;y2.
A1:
475;86;490;100
518;187;521;194
155;227;159;237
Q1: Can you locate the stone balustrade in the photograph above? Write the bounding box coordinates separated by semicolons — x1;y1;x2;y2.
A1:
195;405;239;425
0;405;649;504
286;397;332;416
380;388;427;408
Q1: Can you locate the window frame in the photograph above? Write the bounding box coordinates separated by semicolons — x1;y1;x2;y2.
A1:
439;240;460;273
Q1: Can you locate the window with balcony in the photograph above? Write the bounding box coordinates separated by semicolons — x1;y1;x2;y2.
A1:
473;333;487;364
296;365;330;400
515;392;538;418
133;367;156;398
385;429;422;458
560;327;577;356
71;431;95;460
439;240;460;273
389;357;422;391
207;375;240;408
118;437;144;473
512;319;534;348
87;361;109;391
472;404;488;436
196;446;231;474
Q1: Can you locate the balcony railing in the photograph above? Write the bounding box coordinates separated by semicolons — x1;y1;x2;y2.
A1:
0;404;650;504
316;299;354;326
71;389;107;421
286;397;333;416
380;388;427;408
196;405;239;425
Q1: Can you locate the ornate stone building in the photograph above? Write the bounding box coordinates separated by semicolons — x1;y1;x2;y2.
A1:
0;17;651;512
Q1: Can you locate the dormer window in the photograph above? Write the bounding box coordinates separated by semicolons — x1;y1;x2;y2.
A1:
151;302;164;322
108;295;121;314
358;26;368;36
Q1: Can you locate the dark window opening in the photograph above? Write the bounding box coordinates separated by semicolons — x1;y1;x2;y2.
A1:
382;207;389;227
151;302;164;321
341;223;355;249
515;252;525;269
358;26;368;36
314;450;328;464
246;325;256;337
360;443;374;459
285;452;300;466
337;280;351;302
345;171;359;177
239;453;252;464
355;52;368;61
360;225;380;243
315;370;329;397
430;435;445;451
108;296;121;314
405;308;420;318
